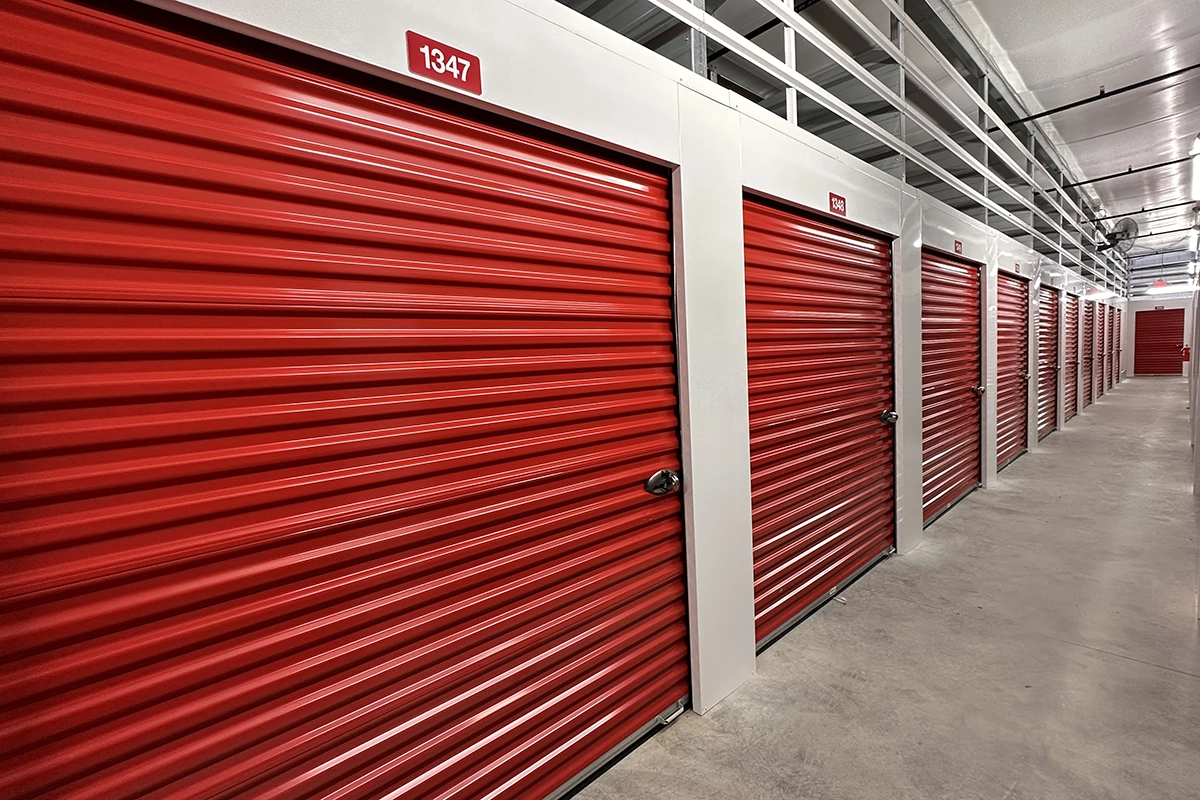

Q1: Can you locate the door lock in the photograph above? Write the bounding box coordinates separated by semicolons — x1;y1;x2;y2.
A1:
1020;372;1031;380
970;385;986;397
644;468;682;496
879;409;899;425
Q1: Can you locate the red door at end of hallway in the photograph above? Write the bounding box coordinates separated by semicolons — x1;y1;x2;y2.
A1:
1082;302;1095;407
744;198;897;645
1134;308;1187;375
1096;305;1107;398
1064;295;1080;420
921;249;983;524
1037;286;1059;440
0;2;690;798
996;274;1030;469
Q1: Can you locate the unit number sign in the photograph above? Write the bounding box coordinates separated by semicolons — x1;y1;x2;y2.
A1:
829;192;847;217
406;31;483;95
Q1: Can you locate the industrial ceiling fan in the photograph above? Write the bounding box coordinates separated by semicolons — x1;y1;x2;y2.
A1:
1099;217;1138;253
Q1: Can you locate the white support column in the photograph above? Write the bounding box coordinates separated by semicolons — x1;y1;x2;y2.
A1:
895;189;924;553
673;86;756;714
1027;272;1040;453
778;0;799;125
981;232;999;486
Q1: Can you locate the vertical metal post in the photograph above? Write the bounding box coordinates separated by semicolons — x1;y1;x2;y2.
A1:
890;0;906;181
782;5;799;125
687;0;707;77
979;73;990;228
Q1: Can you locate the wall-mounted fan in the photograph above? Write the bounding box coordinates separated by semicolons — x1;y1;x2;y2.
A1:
1099;217;1138;253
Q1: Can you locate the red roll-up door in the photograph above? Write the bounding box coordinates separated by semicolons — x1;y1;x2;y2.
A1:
743;198;896;646
1082;302;1095;407
1096;306;1107;398
1036;286;1059;440
1116;308;1124;383
1064;295;1079;420
1107;306;1116;389
1134;308;1187;375
921;249;982;524
996;274;1029;469
0;2;690;799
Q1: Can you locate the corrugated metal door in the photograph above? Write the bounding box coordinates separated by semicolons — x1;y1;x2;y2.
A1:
0;2;690;799
921;249;982;524
1082;302;1095;407
1107;306;1116;389
996;274;1029;469
1134;308;1187;375
1064;295;1079;420
744;198;896;646
1037;286;1059;440
1096;306;1107;398
1116;309;1124;383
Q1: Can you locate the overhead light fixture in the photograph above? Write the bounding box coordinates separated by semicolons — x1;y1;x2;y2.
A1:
1145;282;1197;295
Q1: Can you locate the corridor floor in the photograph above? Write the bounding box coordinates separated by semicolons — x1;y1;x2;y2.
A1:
578;377;1200;800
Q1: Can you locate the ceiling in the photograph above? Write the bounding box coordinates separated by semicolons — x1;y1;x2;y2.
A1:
944;0;1200;256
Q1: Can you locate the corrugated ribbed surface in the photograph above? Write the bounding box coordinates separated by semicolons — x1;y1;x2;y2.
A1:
1134;308;1186;375
1065;293;1084;419
1082;302;1095;407
995;274;1028;469
0;2;689;798
920;250;981;524
1064;295;1080;420
1096;305;1106;398
1036;286;1058;440
744;199;895;644
1115;309;1123;383
1106;306;1115;390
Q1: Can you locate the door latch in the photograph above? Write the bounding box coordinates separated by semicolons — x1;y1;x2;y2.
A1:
1020;372;1031;380
970;385;986;397
879;409;899;425
644;468;682;496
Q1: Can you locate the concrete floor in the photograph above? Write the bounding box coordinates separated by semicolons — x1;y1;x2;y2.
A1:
579;377;1200;800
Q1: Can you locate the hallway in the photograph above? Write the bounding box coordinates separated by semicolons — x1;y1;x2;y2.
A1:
579;378;1200;800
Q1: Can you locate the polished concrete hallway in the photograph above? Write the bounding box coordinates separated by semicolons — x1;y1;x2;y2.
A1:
579;378;1200;800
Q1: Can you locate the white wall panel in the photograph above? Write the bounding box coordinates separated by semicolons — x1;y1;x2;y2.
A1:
738;101;903;237
982;231;999;486
896;189;925;554
674;88;757;713
143;0;685;164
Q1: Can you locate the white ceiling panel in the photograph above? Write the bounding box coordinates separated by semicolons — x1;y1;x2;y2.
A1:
945;0;1200;255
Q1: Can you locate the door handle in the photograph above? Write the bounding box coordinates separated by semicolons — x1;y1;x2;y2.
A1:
970;385;986;397
880;409;899;425
644;468;682;496
1020;373;1031;380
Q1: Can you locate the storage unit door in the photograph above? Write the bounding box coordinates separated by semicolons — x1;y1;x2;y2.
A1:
996;274;1030;469
1116;309;1124;383
1107;306;1116;389
1037;286;1059;440
744;199;896;645
1096;307;1106;398
921;250;983;524
0;2;690;798
1082;302;1095;407
1064;295;1080;420
1134;308;1187;375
